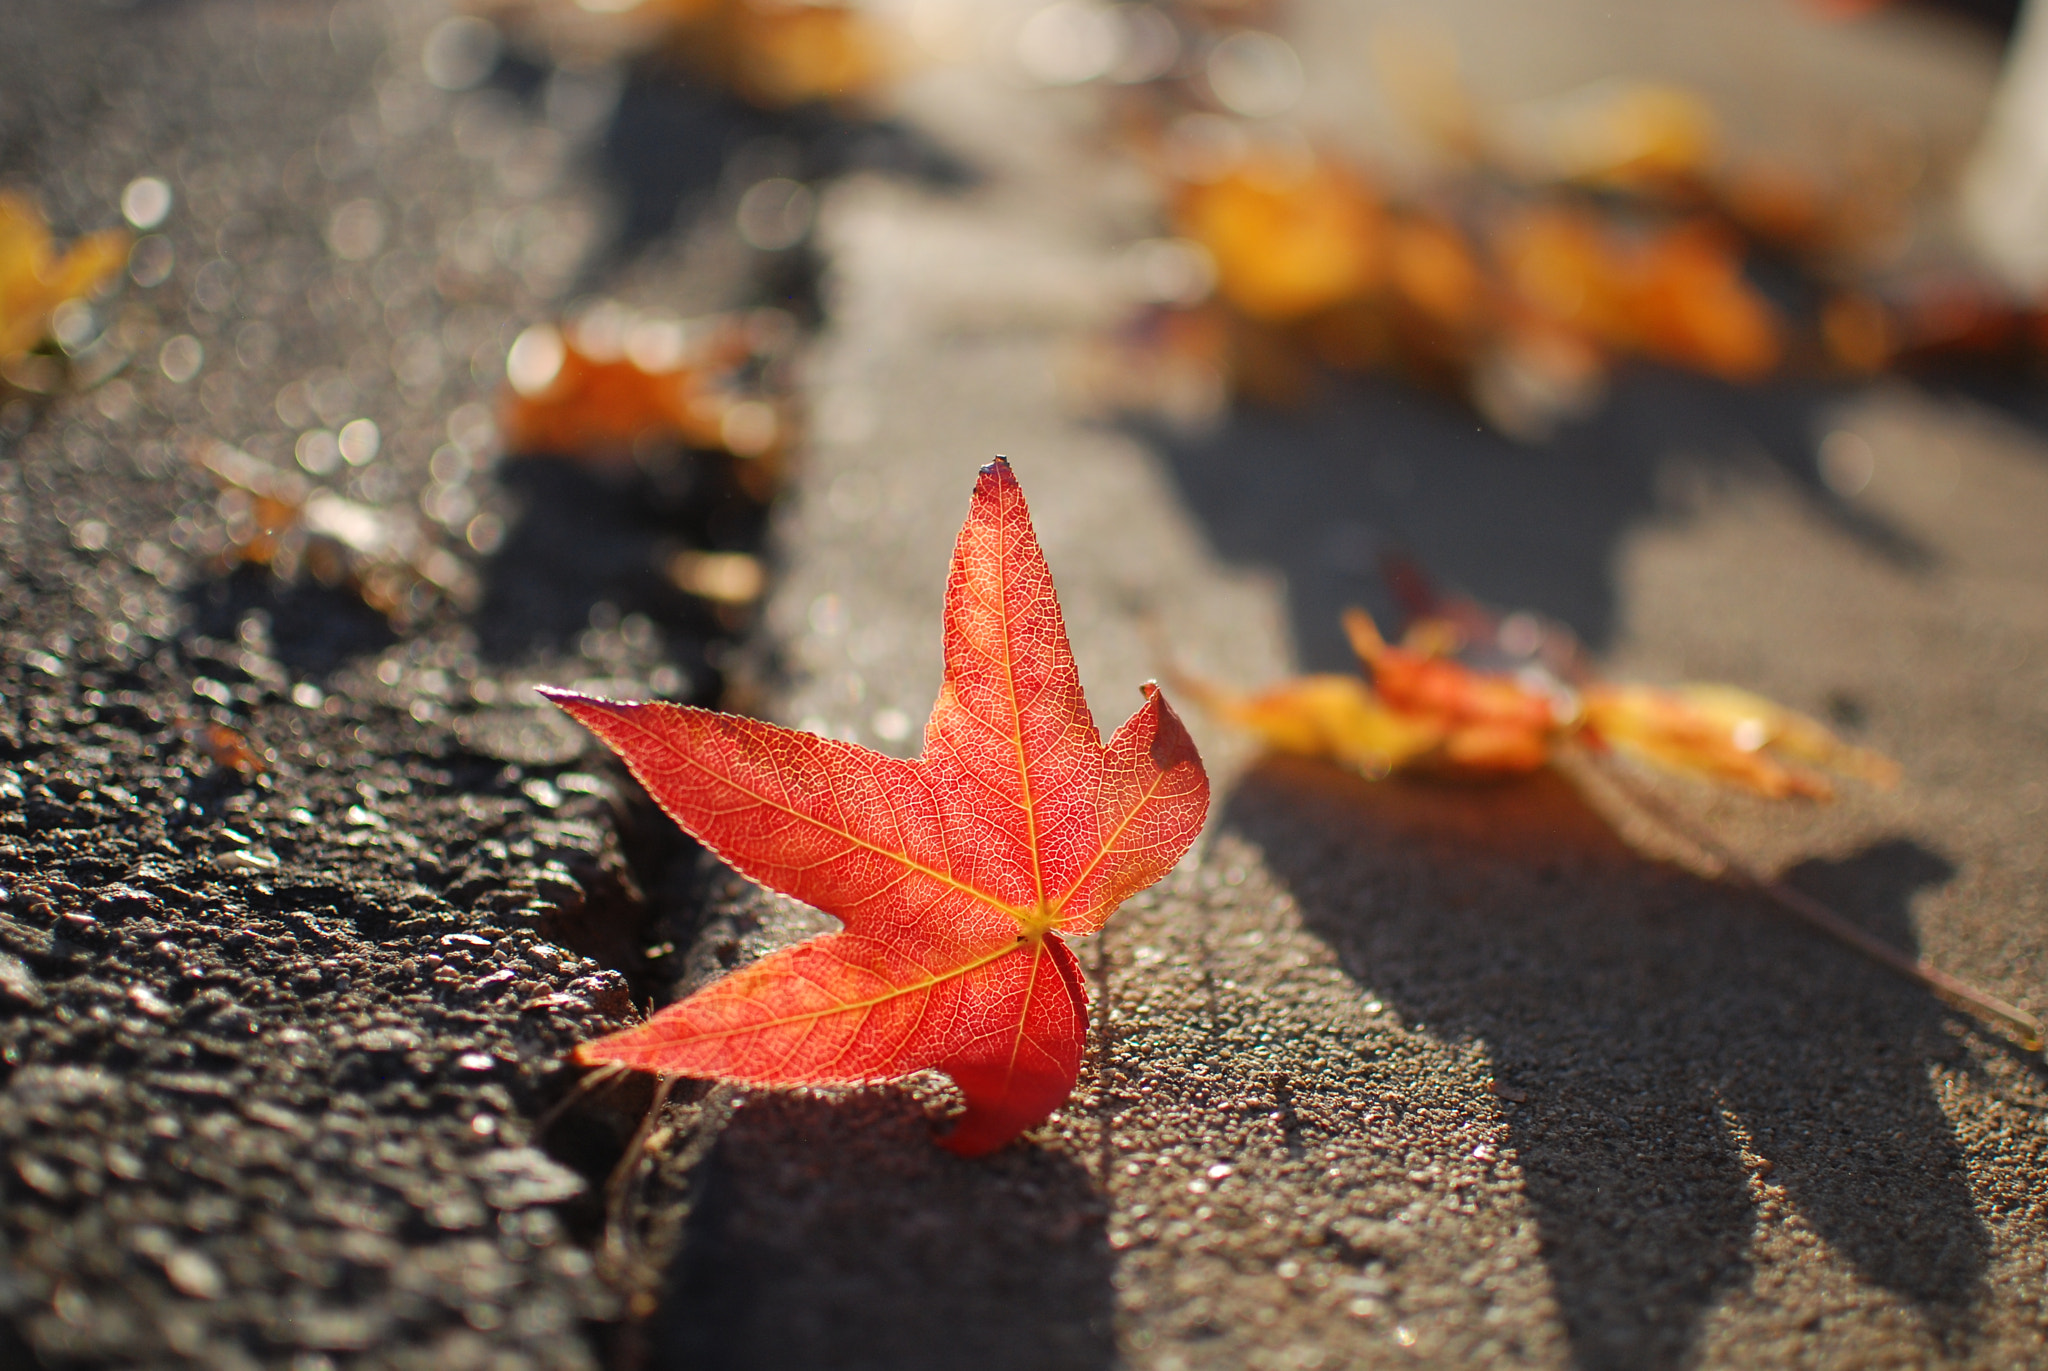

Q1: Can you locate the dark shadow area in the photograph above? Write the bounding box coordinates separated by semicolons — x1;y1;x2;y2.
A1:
486;51;974;278
1145;367;1944;670
472;450;763;673
182;567;396;677
1725;840;1989;1313
593;68;974;262
654;1092;1116;1371
1899;365;2048;452
1220;757;1988;1371
1915;0;2025;38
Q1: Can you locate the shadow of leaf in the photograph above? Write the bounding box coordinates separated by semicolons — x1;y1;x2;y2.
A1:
1219;757;1988;1370
1724;840;1990;1314
182;567;396;679
652;1092;1116;1371
1144;369;1935;671
593;71;976;264
471;452;762;672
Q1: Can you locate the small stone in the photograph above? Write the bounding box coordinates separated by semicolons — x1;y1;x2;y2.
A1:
164;1248;226;1300
565;971;631;1018
472;1147;587;1210
454;709;587;766
0;950;44;1009
287;1305;389;1350
426;1193;488;1231
244;1101;313;1139
9;1065;119;1106
16;1155;71;1198
128;984;174;1018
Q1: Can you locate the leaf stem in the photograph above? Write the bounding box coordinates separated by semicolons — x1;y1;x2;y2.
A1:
537;1060;630;1137
1093;924;1116;1190
605;1072;676;1275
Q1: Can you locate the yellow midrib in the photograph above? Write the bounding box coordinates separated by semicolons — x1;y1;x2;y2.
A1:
991;505;1051;922
997;935;1050;1094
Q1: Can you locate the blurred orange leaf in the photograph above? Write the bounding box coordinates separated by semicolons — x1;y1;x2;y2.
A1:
1174;155;1384;323
711;0;889;107
500;314;789;463
1629;222;1783;380
0;193;127;361
521;0;891;107
1582;682;1898;800
1496;208;1781;380
1388;216;1486;337
1184;603;1889;800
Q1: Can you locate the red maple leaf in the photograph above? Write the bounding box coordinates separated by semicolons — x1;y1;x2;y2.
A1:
542;458;1209;1155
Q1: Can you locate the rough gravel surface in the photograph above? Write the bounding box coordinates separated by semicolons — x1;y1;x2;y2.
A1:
0;1;786;1366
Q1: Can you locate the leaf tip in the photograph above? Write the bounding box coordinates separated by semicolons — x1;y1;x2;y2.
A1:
1139;680;1204;775
567;1040;614;1069
535;685;628;719
976;454;1018;491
